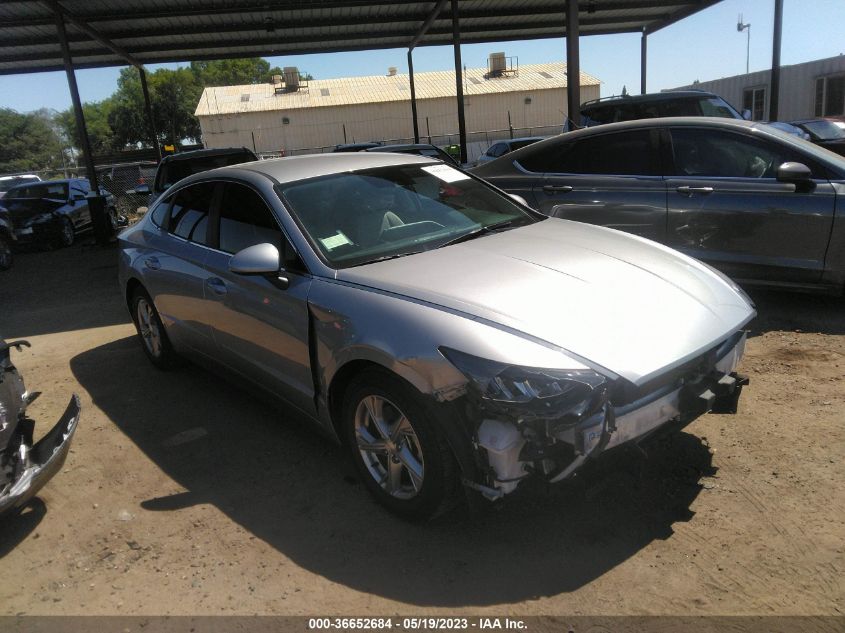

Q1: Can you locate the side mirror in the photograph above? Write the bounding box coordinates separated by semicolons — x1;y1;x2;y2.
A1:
229;243;281;275
776;161;813;183
508;193;530;207
742;109;752;120
71;193;85;201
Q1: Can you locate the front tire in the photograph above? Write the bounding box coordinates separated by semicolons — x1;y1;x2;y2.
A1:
342;369;459;521
57;217;75;247
130;287;180;369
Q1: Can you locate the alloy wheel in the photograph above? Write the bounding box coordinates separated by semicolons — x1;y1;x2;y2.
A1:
136;297;162;358
354;395;425;500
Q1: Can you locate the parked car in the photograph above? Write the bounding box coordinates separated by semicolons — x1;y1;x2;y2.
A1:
333;142;382;152
474;137;545;166
364;143;459;165
0;174;41;200
472;117;845;294
790;119;845;157
763;121;810;140
98;161;157;214
118;152;753;519
1;179;118;248
133;147;258;205
0;338;80;516
580;91;746;127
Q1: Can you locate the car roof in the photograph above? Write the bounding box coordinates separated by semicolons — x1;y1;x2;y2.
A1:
182;152;438;187
366;143;439;152
159;147;255;164
504;137;544;143
581;90;719;109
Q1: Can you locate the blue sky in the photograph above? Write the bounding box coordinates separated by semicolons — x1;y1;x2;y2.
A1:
2;0;843;114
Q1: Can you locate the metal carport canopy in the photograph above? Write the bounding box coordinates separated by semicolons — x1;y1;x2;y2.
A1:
0;0;720;75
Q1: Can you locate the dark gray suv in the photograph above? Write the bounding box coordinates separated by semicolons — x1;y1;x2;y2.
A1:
472;117;845;294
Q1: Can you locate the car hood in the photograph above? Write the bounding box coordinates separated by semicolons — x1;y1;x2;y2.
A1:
337;219;755;385
4;198;65;224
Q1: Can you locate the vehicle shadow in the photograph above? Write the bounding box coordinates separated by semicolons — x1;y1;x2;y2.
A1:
0;244;129;339
0;498;46;559
746;289;845;337
71;336;715;606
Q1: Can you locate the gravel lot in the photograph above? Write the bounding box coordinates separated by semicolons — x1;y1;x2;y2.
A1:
0;244;842;616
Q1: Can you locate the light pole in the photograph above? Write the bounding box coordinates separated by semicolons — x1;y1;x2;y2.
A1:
737;14;751;74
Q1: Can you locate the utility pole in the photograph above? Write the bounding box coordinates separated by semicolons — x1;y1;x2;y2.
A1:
737;14;751;74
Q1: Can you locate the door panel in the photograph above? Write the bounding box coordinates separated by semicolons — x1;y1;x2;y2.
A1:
142;184;217;354
665;127;836;284
524;128;668;242
202;182;315;414
537;174;667;242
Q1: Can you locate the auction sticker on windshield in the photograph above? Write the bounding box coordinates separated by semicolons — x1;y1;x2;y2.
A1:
421;164;469;183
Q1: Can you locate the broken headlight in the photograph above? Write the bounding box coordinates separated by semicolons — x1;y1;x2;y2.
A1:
440;347;608;422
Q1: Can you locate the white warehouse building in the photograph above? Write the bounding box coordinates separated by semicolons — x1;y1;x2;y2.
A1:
671;55;845;122
194;59;600;161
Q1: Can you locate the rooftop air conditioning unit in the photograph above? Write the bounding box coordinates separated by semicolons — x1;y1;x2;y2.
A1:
489;52;507;76
283;66;300;92
387;67;397;76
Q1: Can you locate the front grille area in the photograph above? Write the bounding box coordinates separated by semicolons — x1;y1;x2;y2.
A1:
610;330;746;406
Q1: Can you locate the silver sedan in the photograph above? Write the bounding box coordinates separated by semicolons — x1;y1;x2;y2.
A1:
118;153;755;520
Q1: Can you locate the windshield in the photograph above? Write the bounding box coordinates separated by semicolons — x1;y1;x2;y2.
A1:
278;163;541;268
0;177;40;192
800;120;845;141
5;182;68;199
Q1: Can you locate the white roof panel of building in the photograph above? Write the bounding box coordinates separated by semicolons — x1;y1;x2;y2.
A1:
195;61;599;116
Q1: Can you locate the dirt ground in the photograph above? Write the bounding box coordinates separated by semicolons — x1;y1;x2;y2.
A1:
0;243;842;616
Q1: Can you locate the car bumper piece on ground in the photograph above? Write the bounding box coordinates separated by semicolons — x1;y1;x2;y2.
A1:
0;395;81;515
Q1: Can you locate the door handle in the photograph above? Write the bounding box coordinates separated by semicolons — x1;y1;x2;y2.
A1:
676;186;714;196
543;185;573;194
206;277;227;296
143;256;160;271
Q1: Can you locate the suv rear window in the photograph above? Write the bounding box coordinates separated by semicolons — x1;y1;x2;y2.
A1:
156;151;256;191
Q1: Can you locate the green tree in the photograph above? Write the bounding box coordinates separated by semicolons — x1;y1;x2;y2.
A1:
191;58;276;86
0;107;65;173
110;66;201;147
56;99;118;156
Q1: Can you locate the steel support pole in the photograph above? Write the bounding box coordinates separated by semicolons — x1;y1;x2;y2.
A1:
451;0;467;165
139;68;162;160
408;49;420;143
640;30;647;94
55;11;111;244
565;0;580;127
768;0;783;121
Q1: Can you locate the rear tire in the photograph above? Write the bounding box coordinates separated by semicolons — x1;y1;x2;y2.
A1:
130;287;180;369
341;368;460;521
0;234;12;270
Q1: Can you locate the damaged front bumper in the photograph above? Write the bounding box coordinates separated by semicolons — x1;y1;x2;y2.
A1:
1;338;81;516
0;395;81;515
467;332;749;499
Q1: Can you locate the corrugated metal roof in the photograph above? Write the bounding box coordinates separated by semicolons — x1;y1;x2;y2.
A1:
194;61;599;116
0;1;721;75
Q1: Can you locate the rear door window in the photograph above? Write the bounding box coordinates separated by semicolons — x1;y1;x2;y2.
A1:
519;130;657;176
169;182;215;244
